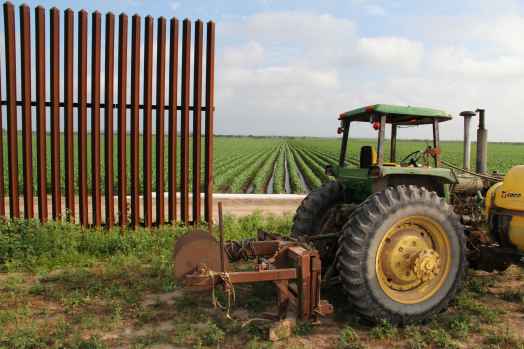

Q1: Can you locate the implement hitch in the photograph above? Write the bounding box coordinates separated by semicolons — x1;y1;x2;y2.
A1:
173;204;333;323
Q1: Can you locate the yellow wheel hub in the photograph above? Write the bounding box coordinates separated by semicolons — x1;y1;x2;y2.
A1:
376;216;451;304
413;249;441;282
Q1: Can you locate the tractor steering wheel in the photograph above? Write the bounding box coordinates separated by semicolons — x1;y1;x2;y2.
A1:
400;150;423;166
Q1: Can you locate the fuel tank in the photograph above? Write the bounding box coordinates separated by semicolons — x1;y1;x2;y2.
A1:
485;166;524;251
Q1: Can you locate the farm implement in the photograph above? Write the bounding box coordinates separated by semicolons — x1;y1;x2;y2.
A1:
174;104;524;329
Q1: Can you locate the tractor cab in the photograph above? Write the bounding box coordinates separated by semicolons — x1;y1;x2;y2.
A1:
327;104;458;202
338;104;452;168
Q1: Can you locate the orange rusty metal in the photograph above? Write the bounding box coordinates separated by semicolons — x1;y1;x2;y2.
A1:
204;21;215;224
35;6;48;222
50;7;61;220
105;12;116;228
168;18;179;223
156;17;167;226
130;14;141;228
3;2;18;218
192;20;203;223
143;16;153;228
0;4;215;226
64;8;75;221
20;4;34;219
91;11;102;227
180;19;191;224
117;13;128;227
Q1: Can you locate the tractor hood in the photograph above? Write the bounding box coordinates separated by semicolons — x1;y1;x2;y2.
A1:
329;164;458;185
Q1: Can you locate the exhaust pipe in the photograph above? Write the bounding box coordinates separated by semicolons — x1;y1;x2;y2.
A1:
460;110;476;170
475;109;488;174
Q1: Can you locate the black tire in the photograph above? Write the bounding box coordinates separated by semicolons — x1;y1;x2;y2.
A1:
337;185;467;325
292;181;344;238
292;181;346;265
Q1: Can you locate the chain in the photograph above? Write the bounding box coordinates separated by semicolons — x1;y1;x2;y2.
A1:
209;271;236;320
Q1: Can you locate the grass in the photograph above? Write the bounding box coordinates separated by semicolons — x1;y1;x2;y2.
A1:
1;215;524;348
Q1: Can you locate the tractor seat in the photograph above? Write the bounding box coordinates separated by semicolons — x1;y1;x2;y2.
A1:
360;146;377;168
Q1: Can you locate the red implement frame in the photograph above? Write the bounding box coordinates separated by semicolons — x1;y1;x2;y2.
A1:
183;235;333;321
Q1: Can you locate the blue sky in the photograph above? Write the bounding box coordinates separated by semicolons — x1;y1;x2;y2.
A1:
4;0;524;141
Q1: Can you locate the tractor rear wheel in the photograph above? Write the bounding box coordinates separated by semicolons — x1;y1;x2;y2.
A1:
337;185;467;324
292;181;351;265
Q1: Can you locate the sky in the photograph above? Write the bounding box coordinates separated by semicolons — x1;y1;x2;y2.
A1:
4;0;524;141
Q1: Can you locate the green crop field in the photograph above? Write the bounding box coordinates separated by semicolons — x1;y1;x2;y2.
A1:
3;133;524;194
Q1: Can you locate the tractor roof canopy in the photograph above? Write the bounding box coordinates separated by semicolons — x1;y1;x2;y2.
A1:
339;104;452;125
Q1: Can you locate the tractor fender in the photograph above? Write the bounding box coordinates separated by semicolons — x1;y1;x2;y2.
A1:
373;173;452;198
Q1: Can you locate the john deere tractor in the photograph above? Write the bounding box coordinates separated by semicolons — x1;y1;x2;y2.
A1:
174;104;524;327
292;104;524;324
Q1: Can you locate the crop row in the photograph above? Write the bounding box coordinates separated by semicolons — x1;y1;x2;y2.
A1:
291;145;329;184
285;145;306;193
289;146;322;190
228;146;280;193
243;145;282;193
272;145;286;194
214;148;273;192
7;134;522;195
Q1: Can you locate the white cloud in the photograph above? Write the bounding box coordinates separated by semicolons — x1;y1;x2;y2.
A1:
470;15;524;55
214;8;524;141
169;1;180;12
222;41;265;67
356;37;424;72
221;11;356;50
363;4;386;16
431;46;524;79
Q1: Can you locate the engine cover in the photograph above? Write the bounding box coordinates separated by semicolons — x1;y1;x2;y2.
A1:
485;166;524;251
493;166;524;211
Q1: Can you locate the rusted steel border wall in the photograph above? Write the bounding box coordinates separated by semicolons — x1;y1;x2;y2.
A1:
0;1;215;227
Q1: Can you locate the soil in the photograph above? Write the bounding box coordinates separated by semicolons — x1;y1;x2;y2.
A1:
3;195;524;348
3;193;306;224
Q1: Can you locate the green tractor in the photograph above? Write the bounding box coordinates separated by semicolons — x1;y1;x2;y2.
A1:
175;103;524;327
292;104;522;324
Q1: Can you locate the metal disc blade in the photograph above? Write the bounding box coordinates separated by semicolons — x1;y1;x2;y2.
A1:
173;230;229;280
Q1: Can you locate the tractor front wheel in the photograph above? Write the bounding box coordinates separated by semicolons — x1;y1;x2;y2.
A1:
336;185;467;324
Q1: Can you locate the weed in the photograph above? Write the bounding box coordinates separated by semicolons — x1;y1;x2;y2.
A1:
245;321;268;338
425;328;458;349
403;325;426;349
338;325;365;349
403;325;459;349
28;282;45;295
500;290;524;303
70;335;107;349
446;314;471;339
0;324;49;349
2;274;24;292
466;277;493;296
199;322;226;346
456;292;501;323
245;337;273;349
370;319;397;340
294;321;314;336
484;328;524;349
133;330;171;347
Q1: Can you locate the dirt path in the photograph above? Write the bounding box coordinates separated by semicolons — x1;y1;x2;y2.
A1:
3;193;306;224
